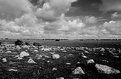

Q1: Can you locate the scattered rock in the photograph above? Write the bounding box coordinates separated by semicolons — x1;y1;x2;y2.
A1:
52;68;57;71
20;51;29;58
27;58;36;64
8;69;18;72
72;67;85;75
66;63;71;65
15;55;23;60
22;45;29;49
84;50;89;53
6;51;12;53
50;52;55;54
2;58;7;62
81;53;87;58
52;54;60;59
95;64;120;74
102;60;109;63
47;60;50;63
77;62;81;64
87;59;95;64
100;48;105;52
114;55;120;58
43;55;50;58
68;54;74;57
16;45;21;51
34;50;39;53
35;54;42;59
41;48;51;51
82;55;87;58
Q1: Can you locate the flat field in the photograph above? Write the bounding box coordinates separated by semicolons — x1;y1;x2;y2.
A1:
0;39;121;79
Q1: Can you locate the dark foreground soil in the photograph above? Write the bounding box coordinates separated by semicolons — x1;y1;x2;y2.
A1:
0;40;121;79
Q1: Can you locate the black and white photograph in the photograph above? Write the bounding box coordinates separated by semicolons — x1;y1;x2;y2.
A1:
0;0;121;79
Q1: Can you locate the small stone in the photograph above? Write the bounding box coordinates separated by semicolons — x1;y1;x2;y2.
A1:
82;55;87;58
2;58;7;62
77;62;81;64
22;45;29;49
6;51;12;53
16;45;21;51
114;56;120;58
100;48;105;52
66;63;71;65
47;60;50;63
34;50;38;53
27;58;36;64
52;68;57;71
8;69;18;72
87;59;95;64
44;55;50;58
81;53;87;58
35;54;42;59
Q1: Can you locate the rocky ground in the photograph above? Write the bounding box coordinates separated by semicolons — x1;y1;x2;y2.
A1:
0;44;121;79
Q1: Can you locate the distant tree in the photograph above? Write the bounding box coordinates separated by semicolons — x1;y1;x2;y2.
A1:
0;42;1;45
15;39;23;46
55;39;60;41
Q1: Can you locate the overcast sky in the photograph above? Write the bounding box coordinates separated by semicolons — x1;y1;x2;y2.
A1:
0;0;121;39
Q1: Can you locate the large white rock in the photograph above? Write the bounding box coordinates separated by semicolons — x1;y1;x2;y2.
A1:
72;67;85;75
20;51;29;58
27;58;36;64
52;54;60;59
95;64;120;74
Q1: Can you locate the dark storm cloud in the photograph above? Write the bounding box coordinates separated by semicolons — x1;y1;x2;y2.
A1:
29;0;45;8
1;0;121;39
100;0;121;12
72;0;102;7
66;0;102;16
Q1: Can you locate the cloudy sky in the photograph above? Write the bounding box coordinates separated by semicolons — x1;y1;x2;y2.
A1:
0;0;121;39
